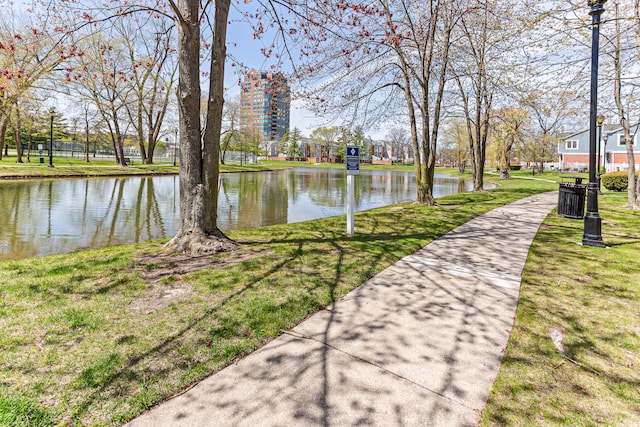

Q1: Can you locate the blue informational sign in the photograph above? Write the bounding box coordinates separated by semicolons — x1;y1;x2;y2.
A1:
346;146;360;176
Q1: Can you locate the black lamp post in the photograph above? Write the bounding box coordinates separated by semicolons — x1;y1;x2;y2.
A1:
583;0;606;247
597;114;605;194
173;128;178;167
48;108;55;168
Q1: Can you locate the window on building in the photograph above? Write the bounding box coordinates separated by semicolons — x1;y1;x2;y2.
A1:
618;134;637;146
566;140;578;150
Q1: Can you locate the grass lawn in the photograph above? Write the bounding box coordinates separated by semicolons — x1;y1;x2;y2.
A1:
0;175;557;426
0;155;292;179
482;190;640;426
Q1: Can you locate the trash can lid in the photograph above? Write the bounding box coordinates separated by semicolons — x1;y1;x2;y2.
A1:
560;175;585;184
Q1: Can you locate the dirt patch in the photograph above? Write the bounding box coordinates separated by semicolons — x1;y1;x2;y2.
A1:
128;283;195;315
133;249;259;285
128;248;264;314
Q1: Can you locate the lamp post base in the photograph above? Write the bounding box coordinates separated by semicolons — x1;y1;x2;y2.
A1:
582;213;605;247
582;181;605;247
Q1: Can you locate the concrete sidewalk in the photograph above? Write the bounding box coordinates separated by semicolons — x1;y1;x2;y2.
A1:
127;192;558;427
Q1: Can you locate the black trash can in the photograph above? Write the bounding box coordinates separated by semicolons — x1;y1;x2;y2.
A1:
558;176;586;219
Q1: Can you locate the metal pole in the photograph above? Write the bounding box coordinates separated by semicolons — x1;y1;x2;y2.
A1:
583;0;606;247
48;109;55;168
173;128;178;166
347;174;354;235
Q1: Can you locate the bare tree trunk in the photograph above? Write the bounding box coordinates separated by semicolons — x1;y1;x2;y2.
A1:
116;133;127;167
2;106;9;157
536;139;547;174
145;134;154;164
134;98;148;164
636;166;640;206
387;0;452;206
424;17;452;205
500;142;513;180
620;125;638;208
455;5;494;193
145;74;174;164
456;74;489;193
202;0;230;232
106;111;128;167
613;2;639;208
84;112;90;163
0;112;9;160
109;133;119;164
137;110;148;164
14;126;23;163
14;107;23;163
165;0;235;254
27;132;32;163
401;69;422;203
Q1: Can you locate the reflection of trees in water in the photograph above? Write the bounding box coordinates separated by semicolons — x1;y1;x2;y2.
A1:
0;180;58;259
90;177;167;247
219;171;288;229
430;176;471;198
0;172;476;260
263;172;288;226
232;173;262;229
304;170;417;209
0;177;172;260
219;177;235;229
138;178;167;241
304;169;346;208
0;181;32;259
287;170;298;203
93;178;125;246
459;178;466;194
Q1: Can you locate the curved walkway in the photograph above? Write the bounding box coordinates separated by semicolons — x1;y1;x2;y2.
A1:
127;192;558;427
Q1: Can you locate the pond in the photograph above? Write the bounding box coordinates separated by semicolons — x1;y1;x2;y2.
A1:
0;167;483;260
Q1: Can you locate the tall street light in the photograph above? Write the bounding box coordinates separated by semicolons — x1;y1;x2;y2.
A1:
48;108;55;168
583;0;606;247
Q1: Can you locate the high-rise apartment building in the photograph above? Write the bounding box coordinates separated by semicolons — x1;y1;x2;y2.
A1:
240;70;290;154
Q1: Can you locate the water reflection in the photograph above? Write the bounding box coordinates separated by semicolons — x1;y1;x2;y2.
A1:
0;168;482;260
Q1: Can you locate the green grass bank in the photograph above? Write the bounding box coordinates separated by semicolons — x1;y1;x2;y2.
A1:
0;155;297;179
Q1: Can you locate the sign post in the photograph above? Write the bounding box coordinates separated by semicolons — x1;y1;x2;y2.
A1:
345;146;360;235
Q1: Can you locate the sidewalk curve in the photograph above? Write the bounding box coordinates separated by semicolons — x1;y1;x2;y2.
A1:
126;191;558;427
